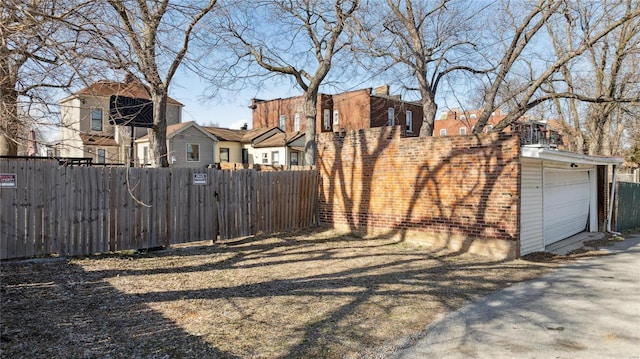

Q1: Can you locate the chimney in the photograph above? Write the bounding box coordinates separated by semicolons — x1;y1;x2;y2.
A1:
374;84;390;96
241;123;248;130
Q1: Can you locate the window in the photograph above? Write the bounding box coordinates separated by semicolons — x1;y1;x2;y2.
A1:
440;129;447;136
485;125;493;133
262;152;268;164
323;109;331;129
91;108;103;131
387;108;395;126
271;151;279;165
143;145;149;164
439;111;448;120
333;110;339;126
406;110;413;132
220;147;229;162
294;113;300;132
290;152;299;166
241;148;249;164
279;115;286;131
460;115;466;120
459;127;467;135
46;149;53;157
186;144;200;162
97;149;106;163
470;114;477;119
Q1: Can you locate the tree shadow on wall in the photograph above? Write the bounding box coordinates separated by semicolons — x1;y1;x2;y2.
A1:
317;126;520;256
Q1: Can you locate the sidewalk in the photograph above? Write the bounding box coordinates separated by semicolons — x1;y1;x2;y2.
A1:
392;234;640;359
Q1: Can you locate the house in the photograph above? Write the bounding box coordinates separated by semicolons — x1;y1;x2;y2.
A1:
135;122;217;167
205;126;282;166
251;131;306;166
59;78;183;164
250;85;424;136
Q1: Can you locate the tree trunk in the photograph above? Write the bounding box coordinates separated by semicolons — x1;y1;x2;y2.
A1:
0;87;20;156
303;89;318;166
419;87;437;137
149;88;169;168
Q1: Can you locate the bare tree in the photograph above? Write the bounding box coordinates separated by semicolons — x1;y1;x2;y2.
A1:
352;0;487;136
472;0;640;134
0;0;87;155
218;0;359;165
547;0;640;156
83;0;218;167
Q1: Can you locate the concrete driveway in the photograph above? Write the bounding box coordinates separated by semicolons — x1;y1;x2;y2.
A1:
393;234;640;359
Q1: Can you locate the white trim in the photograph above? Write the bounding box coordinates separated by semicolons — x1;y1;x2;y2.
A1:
521;146;623;165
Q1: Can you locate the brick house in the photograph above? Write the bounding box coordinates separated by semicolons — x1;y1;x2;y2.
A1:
433;108;507;136
59;79;183;165
250;85;424;136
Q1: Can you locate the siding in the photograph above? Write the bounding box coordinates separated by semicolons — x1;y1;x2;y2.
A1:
169;127;216;167
520;159;544;255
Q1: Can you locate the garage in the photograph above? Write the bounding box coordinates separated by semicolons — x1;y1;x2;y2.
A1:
543;169;591;246
519;147;623;256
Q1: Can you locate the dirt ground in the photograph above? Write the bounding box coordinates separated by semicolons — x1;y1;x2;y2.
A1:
1;227;598;358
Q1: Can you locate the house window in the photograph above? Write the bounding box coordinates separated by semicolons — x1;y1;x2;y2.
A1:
46;149;53;157
387;108;395;126
440;129;447;136
279;115;286;131
97;148;106;163
460;115;466;120
459;127;467;135
220;147;229;162
262;152;268;164
143;145;149;164
241;148;249;164
333;110;339;126
186;143;200;162
470;114;477;119
324;109;331;130
271;151;279;165
91;108;103;131
406;110;413;132
294;113;300;132
485;125;493;133
439;111;448;120
290;152;299;166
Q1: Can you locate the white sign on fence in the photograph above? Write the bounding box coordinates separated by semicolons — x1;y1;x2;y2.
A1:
0;173;17;188
193;173;207;185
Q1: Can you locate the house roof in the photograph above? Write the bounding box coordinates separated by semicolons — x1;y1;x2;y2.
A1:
79;134;118;147
64;80;183;106
253;131;305;148
135;121;217;142
205;126;279;143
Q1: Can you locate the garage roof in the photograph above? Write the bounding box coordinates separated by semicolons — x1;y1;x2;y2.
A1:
521;146;624;165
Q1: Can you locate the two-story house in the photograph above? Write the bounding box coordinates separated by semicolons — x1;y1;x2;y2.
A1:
59;79;183;164
250;85;424;136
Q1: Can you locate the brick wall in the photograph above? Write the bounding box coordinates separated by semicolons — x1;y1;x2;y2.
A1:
317;126;521;245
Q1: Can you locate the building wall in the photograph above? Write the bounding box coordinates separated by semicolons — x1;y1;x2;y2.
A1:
252;146;288;166
434;108;507;136
215;141;244;163
250;90;422;135
317;127;521;258
168;127;216;168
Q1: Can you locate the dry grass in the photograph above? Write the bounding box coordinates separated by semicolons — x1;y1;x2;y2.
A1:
2;228;555;358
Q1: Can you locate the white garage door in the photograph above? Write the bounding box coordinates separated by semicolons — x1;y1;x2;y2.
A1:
543;170;591;246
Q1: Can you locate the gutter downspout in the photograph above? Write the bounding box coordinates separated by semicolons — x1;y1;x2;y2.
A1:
607;164;621;236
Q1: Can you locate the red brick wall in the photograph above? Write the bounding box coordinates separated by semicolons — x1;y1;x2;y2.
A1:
317;127;521;242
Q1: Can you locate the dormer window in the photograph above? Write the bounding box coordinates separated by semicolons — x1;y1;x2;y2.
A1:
91;108;103;131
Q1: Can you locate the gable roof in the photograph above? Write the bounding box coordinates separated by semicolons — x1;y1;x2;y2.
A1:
253;131;305;148
64;80;183;106
135;121;217;142
204;126;281;143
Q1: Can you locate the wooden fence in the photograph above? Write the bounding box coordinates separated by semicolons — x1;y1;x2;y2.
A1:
614;181;640;231
0;160;318;259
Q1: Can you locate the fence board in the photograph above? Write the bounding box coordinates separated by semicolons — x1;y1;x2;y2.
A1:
0;159;317;259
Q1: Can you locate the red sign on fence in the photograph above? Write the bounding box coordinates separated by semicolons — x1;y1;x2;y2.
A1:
0;173;17;188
